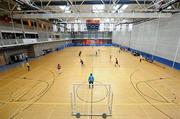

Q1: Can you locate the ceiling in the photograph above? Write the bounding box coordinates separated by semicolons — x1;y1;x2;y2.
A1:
0;0;179;26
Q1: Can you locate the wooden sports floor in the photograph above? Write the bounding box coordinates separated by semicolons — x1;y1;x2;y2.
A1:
0;46;180;119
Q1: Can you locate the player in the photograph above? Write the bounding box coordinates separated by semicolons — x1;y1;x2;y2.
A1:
25;55;28;62
26;62;30;71
78;51;82;57
119;48;121;54
115;58;120;67
57;63;61;74
96;51;98;56
110;55;112;61
140;55;143;62
88;73;94;88
80;59;84;66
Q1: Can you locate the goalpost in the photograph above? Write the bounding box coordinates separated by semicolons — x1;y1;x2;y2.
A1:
71;83;113;118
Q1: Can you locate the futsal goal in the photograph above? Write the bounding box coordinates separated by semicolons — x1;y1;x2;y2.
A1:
71;83;113;118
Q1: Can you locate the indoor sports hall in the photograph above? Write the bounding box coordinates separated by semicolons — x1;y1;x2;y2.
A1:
0;0;180;119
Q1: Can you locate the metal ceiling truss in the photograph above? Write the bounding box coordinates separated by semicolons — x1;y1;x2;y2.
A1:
12;9;180;13
13;12;172;19
146;0;179;11
33;0;153;6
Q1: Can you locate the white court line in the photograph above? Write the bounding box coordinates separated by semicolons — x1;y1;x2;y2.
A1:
131;79;153;119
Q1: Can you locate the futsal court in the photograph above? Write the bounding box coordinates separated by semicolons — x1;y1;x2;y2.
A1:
0;1;180;118
0;46;179;119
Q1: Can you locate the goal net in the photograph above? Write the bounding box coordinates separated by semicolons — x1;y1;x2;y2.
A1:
71;83;113;118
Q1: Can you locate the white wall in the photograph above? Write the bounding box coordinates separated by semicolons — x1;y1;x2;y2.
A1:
112;30;131;47
112;13;180;64
33;41;71;57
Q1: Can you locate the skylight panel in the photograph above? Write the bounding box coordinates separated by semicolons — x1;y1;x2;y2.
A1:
93;5;105;13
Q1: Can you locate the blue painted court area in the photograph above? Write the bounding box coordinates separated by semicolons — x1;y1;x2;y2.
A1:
0;61;25;72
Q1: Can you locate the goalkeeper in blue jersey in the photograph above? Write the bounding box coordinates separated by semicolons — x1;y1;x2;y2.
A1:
88;73;94;88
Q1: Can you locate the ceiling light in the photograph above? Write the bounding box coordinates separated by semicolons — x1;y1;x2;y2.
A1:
59;5;69;10
65;10;71;13
93;10;104;13
17;5;21;10
122;19;127;23
112;10;116;13
59;6;66;10
167;6;172;9
121;5;128;10
93;18;100;20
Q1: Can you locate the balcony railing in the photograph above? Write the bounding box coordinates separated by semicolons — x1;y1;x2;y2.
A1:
0;38;70;47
